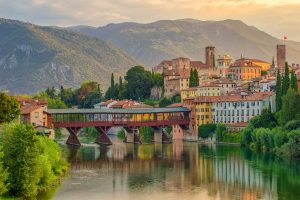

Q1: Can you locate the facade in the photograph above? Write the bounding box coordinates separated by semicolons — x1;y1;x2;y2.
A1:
181;87;197;100
216;55;232;78
164;76;189;97
211;78;237;95
212;92;275;124
230;58;262;81
277;44;286;73
196;84;221;97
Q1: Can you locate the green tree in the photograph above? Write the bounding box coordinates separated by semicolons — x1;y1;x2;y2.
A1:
249;108;277;129
79;91;103;108
0;147;8;195
1;123;67;198
189;69;199;87
152;73;163;87
45;86;56;99
35;92;67;109
240;125;254;146
159;97;172;108
279;88;300;125
2;124;41;198
276;69;282;111
59;86;75;107
282;62;290;95
216;124;227;142
0;92;20;124
125;66;153;100
198;124;216;139
291;70;299;92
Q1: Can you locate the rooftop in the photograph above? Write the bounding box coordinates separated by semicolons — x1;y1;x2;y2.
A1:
48;107;190;114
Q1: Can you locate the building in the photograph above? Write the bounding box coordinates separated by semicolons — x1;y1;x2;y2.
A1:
183;92;275;134
196;83;221;97
212;92;275;124
159;46;232;97
230;58;262;81
211;78;237;95
277;44;286;73
181;87;197;100
216;55;232;78
94;99;118;108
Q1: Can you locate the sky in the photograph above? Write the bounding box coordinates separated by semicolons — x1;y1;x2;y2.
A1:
1;0;300;41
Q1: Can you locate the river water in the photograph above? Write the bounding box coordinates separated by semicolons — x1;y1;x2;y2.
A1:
41;138;300;200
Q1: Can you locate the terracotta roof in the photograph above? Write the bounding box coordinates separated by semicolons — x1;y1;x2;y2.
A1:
167;103;184;108
126;103;153;109
162;60;172;66
190;61;208;68
225;122;248;127
100;99;117;106
212;78;235;85
236;58;270;64
20;105;42;115
194;92;274;103
231;58;262;68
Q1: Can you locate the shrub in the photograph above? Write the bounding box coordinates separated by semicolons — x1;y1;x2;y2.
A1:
284;120;300;131
0;147;8;195
216;124;227;142
117;129;126;140
240;125;254;146
139;127;154;143
198;124;216;139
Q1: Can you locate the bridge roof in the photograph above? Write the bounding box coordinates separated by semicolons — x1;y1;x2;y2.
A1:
48;107;190;114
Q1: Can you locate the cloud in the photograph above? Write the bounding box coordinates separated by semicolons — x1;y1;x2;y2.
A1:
0;0;300;40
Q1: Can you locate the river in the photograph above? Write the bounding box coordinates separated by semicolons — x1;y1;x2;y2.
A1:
39;138;300;200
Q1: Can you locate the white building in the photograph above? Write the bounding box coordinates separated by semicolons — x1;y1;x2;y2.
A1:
212;92;275;124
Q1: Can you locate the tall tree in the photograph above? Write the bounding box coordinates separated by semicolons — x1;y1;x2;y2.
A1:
125;66;153;100
276;70;282;111
194;69;199;87
0;147;8;195
0;93;20;124
280;88;300;125
291;70;299;92
282;62;290;95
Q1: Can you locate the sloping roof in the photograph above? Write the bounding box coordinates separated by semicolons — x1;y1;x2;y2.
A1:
21;105;41;115
48;107;190;114
225;122;248;127
212;78;235;85
194;92;274;103
190;61;207;68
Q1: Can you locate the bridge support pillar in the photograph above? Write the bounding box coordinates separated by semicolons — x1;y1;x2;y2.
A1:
66;127;81;146
161;127;171;143
124;128;142;144
95;127;112;145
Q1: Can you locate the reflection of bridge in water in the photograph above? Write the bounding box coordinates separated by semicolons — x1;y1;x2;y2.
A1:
66;143;278;199
48;107;190;146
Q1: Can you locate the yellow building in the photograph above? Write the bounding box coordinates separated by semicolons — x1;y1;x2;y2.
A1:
181;87;197;100
252;59;271;71
193;96;220;128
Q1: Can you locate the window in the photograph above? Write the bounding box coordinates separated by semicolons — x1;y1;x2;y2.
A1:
34;112;39;119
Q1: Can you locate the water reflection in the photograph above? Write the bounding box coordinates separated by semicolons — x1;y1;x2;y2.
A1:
52;142;300;200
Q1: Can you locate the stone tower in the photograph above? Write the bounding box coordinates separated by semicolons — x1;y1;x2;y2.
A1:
277;45;286;73
205;46;215;68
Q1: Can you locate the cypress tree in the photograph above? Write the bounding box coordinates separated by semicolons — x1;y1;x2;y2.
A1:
291;70;299;92
194;69;199;87
282;62;290;95
276;69;282;111
111;73;115;89
189;69;194;87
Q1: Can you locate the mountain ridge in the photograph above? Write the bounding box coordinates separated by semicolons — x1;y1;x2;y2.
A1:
0;18;139;94
70;19;300;67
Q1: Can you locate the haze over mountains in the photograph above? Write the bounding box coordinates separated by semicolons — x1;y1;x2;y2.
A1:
0;18;138;94
71;19;300;67
1;18;300;94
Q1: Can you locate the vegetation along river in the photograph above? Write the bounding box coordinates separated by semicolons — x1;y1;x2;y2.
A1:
38;136;300;200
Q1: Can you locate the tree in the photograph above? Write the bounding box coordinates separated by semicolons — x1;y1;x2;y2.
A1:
279;88;300;125
125;66;153;100
240;125;254;146
34;92;67;109
2;124;41;198
291;70;299;92
79;91;103;108
198;124;216;139
159;97;172;108
276;70;282;111
152;73;163;87
189;69;199;87
216;124;227;142
282;62;290;95
249;108;277;129
0;147;8;195
45;86;56;99
0;92;20;124
1;123;67;198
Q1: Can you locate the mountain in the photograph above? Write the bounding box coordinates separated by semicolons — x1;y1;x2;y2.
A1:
71;19;300;67
0;18;139;94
